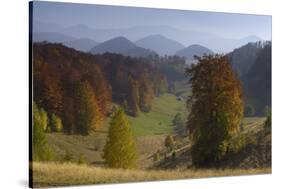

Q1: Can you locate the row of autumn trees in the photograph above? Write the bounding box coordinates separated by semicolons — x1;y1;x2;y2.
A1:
33;42;168;135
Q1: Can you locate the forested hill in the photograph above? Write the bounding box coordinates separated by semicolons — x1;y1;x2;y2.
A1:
33;42;168;134
90;36;156;57
242;42;272;116
227;42;264;77
227;41;271;116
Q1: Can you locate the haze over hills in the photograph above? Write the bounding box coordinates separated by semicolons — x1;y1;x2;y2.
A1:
90;36;156;57
61;24;96;39
175;44;213;60
33;21;263;53
64;38;99;52
135;34;184;56
61;24;262;52
33;32;99;52
33;20;63;33
33;32;76;43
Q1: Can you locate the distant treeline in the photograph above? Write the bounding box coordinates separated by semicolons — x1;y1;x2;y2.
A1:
33;42;168;134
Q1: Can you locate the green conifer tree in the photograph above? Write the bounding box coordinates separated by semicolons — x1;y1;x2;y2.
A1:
103;108;137;169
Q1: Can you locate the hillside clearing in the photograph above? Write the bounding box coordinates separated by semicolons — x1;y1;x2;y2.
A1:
46;133;166;168
32;162;271;187
128;93;186;136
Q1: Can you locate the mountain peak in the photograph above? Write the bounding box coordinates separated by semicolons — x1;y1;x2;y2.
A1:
175;44;213;60
135;34;184;55
90;36;154;57
107;36;133;43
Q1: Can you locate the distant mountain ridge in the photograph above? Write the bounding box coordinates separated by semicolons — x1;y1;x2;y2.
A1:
33;32;99;52
135;34;184;56
33;32;76;43
175;44;213;60
64;38;99;52
34;21;263;52
90;36;156;57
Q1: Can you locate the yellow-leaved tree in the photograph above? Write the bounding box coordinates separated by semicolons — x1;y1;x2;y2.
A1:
103;108;137;169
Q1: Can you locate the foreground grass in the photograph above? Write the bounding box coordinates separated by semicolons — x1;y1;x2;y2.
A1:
32;162;271;187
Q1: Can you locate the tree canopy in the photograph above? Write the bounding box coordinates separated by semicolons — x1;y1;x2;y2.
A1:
33;43;168;134
103;108;137;169
186;55;244;166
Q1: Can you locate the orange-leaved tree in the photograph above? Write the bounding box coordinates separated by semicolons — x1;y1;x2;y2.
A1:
186;54;243;166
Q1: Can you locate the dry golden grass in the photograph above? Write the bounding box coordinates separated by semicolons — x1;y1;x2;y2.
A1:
32;162;271;188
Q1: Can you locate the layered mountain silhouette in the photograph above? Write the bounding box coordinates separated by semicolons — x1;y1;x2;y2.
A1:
64;38;99;52
175;44;213;60
135;34;184;56
33;32;98;52
33;32;76;43
34;21;262;52
90;36;155;57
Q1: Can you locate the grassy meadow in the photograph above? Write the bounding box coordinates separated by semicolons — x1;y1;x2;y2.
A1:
128;93;186;136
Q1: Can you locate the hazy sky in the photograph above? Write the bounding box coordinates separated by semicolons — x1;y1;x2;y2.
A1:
33;1;271;40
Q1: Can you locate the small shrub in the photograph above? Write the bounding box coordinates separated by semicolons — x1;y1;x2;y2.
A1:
165;135;174;151
245;132;257;146
77;153;86;165
153;151;160;162
228;135;246;154
244;104;255;117
50;114;63;132
264;107;271;134
172;151;176;159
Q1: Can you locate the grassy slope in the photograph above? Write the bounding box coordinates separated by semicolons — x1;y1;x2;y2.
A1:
46;116;266;168
128;93;186;136
46;93;184;166
32;162;271;187
41;105;268;187
47;132;166;168
242;117;266;133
